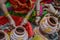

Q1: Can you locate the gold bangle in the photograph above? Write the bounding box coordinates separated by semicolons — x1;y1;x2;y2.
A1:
25;16;29;19
55;10;58;15
4;13;9;17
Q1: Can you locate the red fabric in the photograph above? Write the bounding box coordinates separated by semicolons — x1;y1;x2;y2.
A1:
0;16;34;38
19;0;26;3
42;0;52;3
9;0;36;14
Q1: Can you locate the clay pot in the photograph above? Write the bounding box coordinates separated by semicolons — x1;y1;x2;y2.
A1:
0;31;5;40
10;27;28;40
47;16;57;27
15;27;25;35
40;16;58;34
0;30;9;40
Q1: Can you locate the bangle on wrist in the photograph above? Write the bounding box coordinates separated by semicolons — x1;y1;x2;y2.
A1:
55;10;58;15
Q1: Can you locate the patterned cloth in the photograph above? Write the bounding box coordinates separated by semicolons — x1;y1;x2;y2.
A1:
47;32;58;40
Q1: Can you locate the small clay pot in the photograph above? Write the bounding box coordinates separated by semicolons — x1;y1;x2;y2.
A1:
10;27;28;40
0;31;6;40
40;16;58;34
15;27;25;35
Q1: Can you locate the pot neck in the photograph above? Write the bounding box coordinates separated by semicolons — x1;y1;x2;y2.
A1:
15;27;25;35
47;16;57;27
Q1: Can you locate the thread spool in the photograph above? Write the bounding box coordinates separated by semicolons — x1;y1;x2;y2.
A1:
0;30;9;40
40;16;58;34
10;27;28;40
